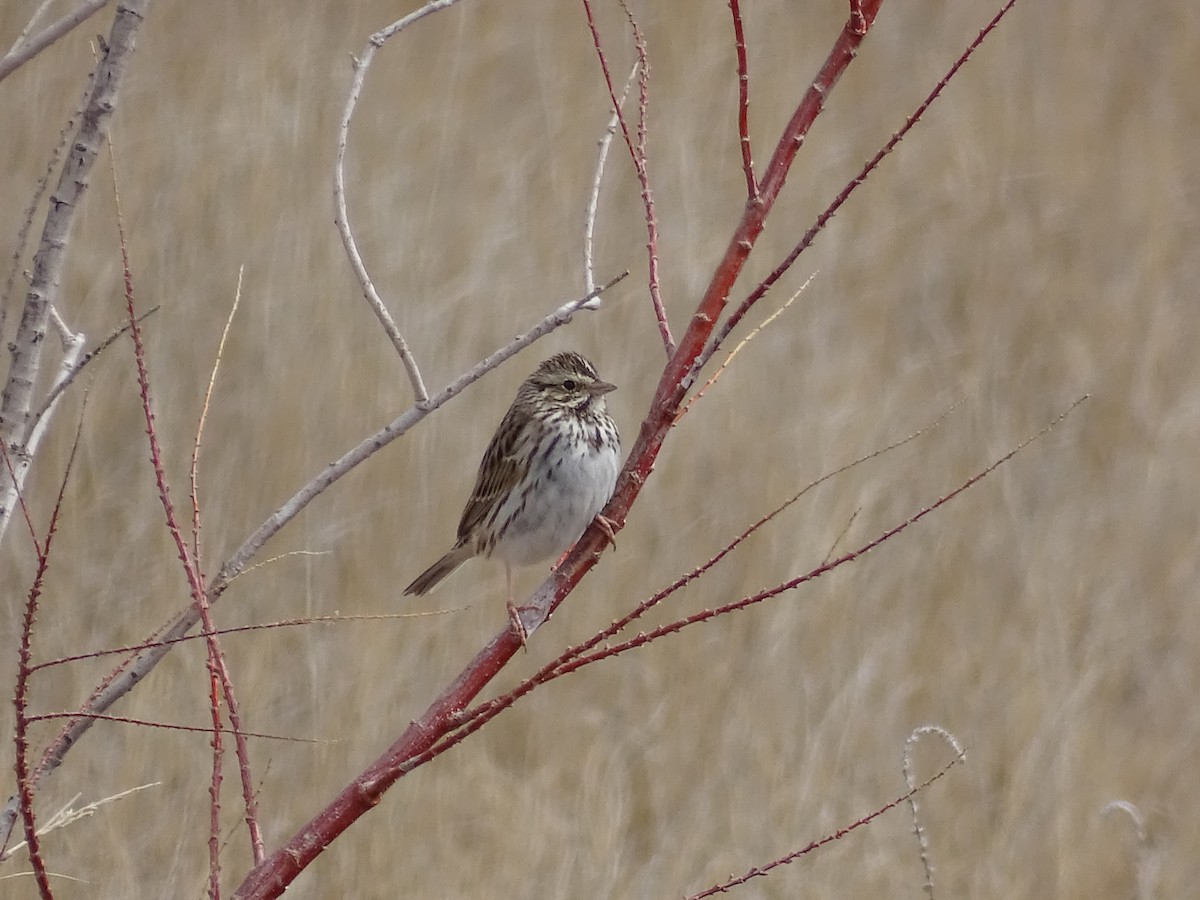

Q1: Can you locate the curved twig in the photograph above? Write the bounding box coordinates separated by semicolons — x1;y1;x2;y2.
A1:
333;1;468;405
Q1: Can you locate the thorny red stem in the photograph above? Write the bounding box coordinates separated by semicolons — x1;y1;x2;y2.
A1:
13;409;84;896
114;187;265;869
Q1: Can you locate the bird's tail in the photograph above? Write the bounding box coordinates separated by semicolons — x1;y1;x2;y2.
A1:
403;544;473;596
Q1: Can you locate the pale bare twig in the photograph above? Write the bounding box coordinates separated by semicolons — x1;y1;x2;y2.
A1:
1101;801;1160;900
5;0;58;52
231;549;332;580
28;305;161;429
903;726;967;899
821;507;861;565
0;0;148;549
0;0;111;84
583;63;638;302
334;0;468;405
21;306;87;476
191;266;244;568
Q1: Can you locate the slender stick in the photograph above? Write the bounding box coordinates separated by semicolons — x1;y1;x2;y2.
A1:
332;1;468;405
729;0;758;199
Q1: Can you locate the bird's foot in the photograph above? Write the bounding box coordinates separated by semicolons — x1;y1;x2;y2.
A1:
594;514;618;550
507;601;530;651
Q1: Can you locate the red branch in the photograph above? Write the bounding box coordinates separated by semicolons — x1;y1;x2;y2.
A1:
233;6;888;897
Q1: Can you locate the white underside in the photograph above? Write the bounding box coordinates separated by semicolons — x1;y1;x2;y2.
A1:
488;430;620;567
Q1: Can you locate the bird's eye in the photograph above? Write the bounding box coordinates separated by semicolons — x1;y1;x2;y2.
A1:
562;379;578;392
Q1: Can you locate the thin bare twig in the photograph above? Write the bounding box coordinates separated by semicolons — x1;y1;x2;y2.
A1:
25;713;323;744
0;0;111;84
192;268;243;571
1;784;159;862
5;0;58;53
30;610;457;673
334;2;468;405
28;305;161;430
903;726;967;899
2;79;91;340
583;63;639;302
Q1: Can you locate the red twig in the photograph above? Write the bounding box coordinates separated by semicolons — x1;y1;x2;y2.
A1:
729;0;757;199
30;612;431;671
685;749;965;899
12;403;85;898
583;0;673;356
26;712;320;742
705;0;1023;363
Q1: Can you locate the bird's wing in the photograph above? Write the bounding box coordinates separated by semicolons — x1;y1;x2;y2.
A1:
456;409;527;544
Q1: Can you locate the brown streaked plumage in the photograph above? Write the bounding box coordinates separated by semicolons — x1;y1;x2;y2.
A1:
403;352;621;638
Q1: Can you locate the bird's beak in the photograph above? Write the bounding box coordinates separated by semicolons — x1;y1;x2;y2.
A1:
588;380;617;396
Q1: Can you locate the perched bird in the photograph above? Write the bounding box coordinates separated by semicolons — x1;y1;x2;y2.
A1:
404;351;621;640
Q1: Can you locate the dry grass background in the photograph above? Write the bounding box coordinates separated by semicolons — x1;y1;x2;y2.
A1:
1;1;1198;897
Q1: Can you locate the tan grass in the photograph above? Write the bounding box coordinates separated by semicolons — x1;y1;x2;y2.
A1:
1;1;1198;897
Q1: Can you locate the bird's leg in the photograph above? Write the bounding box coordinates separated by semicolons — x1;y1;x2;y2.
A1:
504;563;529;649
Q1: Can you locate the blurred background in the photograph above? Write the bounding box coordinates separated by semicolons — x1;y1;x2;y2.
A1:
1;1;1197;897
